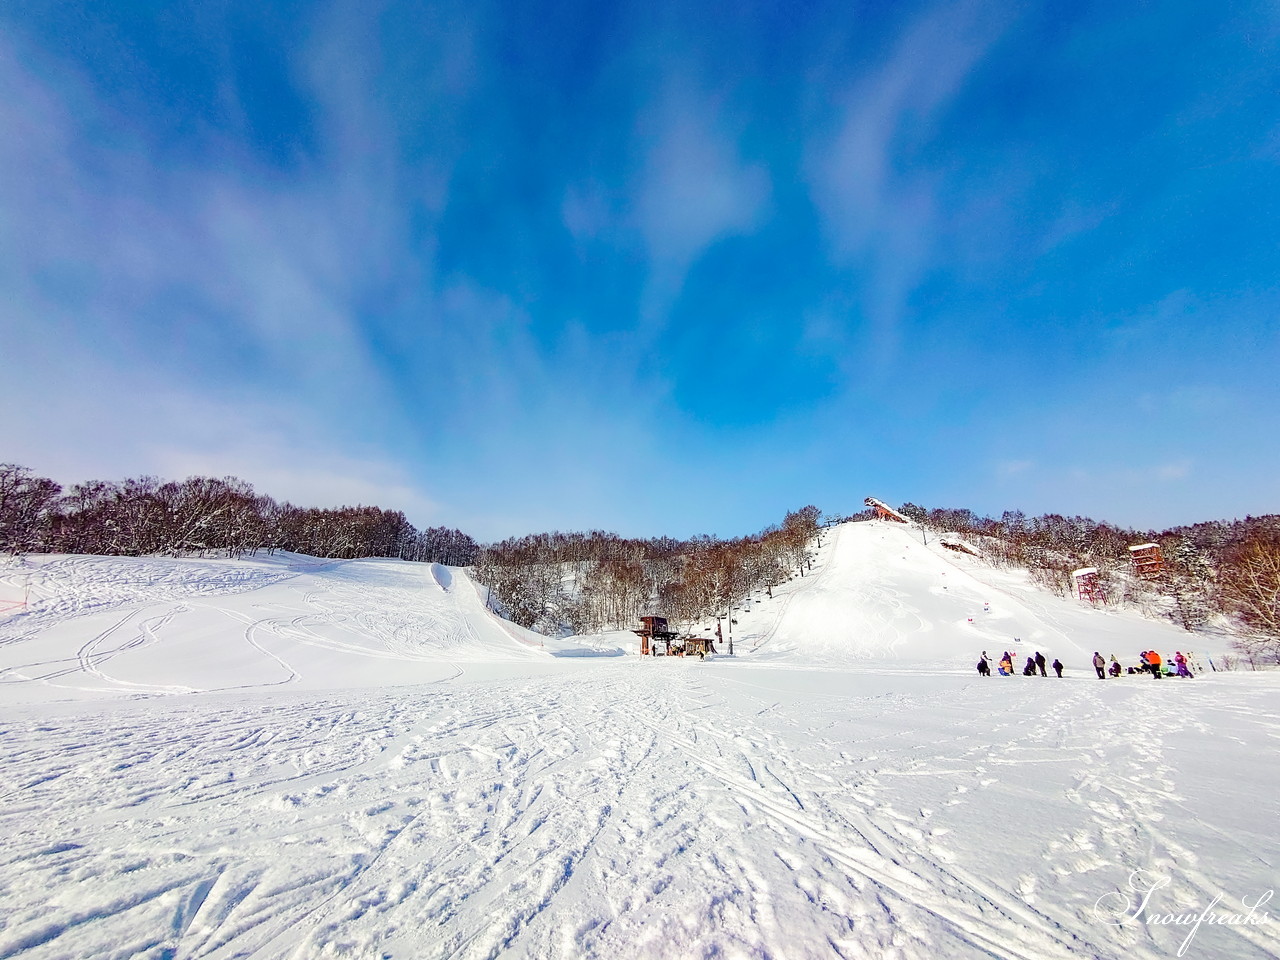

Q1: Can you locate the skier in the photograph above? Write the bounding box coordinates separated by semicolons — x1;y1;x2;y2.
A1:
977;656;991;677
1093;651;1106;680
1052;658;1064;678
1034;651;1047;677
1148;650;1163;679
1174;651;1191;678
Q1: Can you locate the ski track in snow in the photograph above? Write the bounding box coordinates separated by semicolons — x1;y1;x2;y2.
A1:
1;525;1278;960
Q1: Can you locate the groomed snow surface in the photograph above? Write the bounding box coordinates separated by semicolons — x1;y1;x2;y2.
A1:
1;521;1276;960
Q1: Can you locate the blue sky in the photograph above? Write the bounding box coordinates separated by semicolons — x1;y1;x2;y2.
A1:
2;0;1277;541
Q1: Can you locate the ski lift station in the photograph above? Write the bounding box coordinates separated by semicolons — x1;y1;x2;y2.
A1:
633;616;717;658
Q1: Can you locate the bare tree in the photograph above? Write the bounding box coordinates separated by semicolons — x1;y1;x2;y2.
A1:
1221;537;1280;663
0;464;62;555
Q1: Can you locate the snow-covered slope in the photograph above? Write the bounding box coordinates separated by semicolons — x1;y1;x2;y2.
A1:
0;553;618;704
1;535;1277;960
731;520;1221;670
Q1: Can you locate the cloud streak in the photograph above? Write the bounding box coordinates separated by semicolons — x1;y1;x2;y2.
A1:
806;0;1011;364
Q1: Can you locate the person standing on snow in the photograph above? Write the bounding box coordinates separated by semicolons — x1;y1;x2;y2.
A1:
1148;650;1163;678
977;656;991;676
999;653;1014;676
1034;651;1047;677
1174;651;1191;677
1052;658;1064;678
1093;651;1106;679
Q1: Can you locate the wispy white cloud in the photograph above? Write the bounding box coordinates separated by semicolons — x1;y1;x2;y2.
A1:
1154;460;1192;481
996;459;1035;477
636;90;768;278
0;23;435;512
806;0;1010;365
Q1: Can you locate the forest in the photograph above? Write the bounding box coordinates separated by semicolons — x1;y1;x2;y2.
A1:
0;463;477;566
2;462;1276;658
897;502;1280;662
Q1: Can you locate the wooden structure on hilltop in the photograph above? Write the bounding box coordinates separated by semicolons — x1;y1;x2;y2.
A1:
865;496;909;523
1072;567;1102;603
1128;543;1164;579
633;616;717;658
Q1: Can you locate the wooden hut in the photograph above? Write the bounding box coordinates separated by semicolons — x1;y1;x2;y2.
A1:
1128;543;1164;579
683;637;717;658
1072;567;1102;603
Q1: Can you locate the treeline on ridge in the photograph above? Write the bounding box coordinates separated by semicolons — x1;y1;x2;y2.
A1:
898;502;1280;660
0;464;477;564
0;461;823;637
474;506;823;634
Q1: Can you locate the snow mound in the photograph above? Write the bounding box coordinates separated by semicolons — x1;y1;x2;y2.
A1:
0;554;570;703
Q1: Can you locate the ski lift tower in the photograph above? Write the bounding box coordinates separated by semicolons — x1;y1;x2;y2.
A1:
1072;567;1102;604
1128;543;1164;579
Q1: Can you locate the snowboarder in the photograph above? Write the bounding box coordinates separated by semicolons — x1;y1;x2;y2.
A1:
977;656;991;676
1034;651;1047;677
1093;651;1106;680
1052;658;1064;678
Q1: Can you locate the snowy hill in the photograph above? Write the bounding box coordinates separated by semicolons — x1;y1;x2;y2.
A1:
1;530;1277;960
0;552;620;704
720;520;1221;671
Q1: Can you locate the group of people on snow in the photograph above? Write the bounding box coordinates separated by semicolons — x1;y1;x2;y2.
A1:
976;648;1195;679
1090;649;1193;679
977;649;1062;678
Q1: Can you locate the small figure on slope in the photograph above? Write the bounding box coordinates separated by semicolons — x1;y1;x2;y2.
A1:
1108;655;1122;678
1052;658;1064;678
1148;650;1163;679
977;656;991;676
1034;651;1047;677
1174;651;1192;678
1093;651;1106;680
1023;656;1037;676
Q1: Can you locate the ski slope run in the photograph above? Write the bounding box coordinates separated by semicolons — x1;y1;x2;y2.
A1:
0;552;611;704
737;520;1210;672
